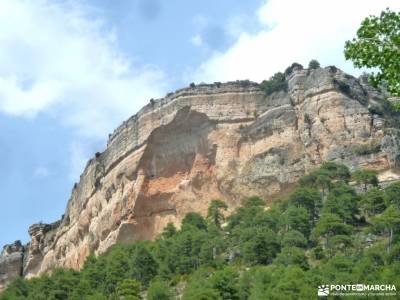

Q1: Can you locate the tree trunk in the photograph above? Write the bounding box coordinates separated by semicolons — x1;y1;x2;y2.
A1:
388;228;393;253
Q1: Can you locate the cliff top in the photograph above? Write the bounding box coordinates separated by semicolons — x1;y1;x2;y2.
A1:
107;65;364;146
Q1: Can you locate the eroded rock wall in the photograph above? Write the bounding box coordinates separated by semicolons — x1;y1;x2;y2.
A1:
0;241;24;290
1;67;400;288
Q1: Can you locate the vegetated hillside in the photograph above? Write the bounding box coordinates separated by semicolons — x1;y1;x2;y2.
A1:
1;163;400;300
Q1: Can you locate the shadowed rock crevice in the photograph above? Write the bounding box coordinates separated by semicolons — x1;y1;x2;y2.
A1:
138;106;216;178
131;107;217;240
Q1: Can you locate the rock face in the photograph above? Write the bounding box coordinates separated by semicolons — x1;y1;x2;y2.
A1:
1;66;400;288
0;241;24;290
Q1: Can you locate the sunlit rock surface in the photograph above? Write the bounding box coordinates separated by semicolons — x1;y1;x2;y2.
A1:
1;67;400;288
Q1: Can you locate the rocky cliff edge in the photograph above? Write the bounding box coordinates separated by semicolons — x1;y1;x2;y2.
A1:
1;66;400;290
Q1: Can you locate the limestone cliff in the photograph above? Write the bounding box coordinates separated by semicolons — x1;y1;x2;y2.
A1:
0;242;24;290
1;66;400;290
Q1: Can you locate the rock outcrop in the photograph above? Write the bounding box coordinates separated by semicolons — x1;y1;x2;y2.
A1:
1;66;400;289
0;241;24;290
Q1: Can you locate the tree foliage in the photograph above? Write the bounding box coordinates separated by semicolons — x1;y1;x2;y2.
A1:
260;72;288;96
352;169;378;191
207;199;228;228
344;9;400;95
147;280;174;300
308;59;320;69
2;162;400;299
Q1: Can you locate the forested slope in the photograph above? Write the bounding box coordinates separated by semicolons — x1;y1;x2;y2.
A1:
2;162;400;299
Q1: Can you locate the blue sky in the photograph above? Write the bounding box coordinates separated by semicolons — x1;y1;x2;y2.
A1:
0;0;398;247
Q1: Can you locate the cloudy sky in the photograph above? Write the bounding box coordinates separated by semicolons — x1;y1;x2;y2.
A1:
0;0;399;247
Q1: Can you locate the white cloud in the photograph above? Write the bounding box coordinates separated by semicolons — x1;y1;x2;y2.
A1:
0;0;170;181
0;0;167;138
33;166;52;178
225;15;249;38
190;34;203;47
193;0;400;83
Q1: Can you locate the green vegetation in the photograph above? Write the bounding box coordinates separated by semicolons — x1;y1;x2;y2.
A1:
332;78;369;105
260;72;287;96
147;280;174;300
333;79;351;95
352;141;381;156
308;59;320;69
344;9;400;96
366;97;400;130
352;169;378;192
2;163;400;299
284;62;303;77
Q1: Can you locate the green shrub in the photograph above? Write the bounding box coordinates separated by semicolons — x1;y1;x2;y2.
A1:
327;65;338;73
304;113;312;125
116;279;141;300
333;79;368;105
214;82;222;88
333;79;351;95
308;59;320;69
368;105;384;115
352;142;381;155
284;62;303;76
352;169;379;192
260;72;288;96
147;280;174;300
